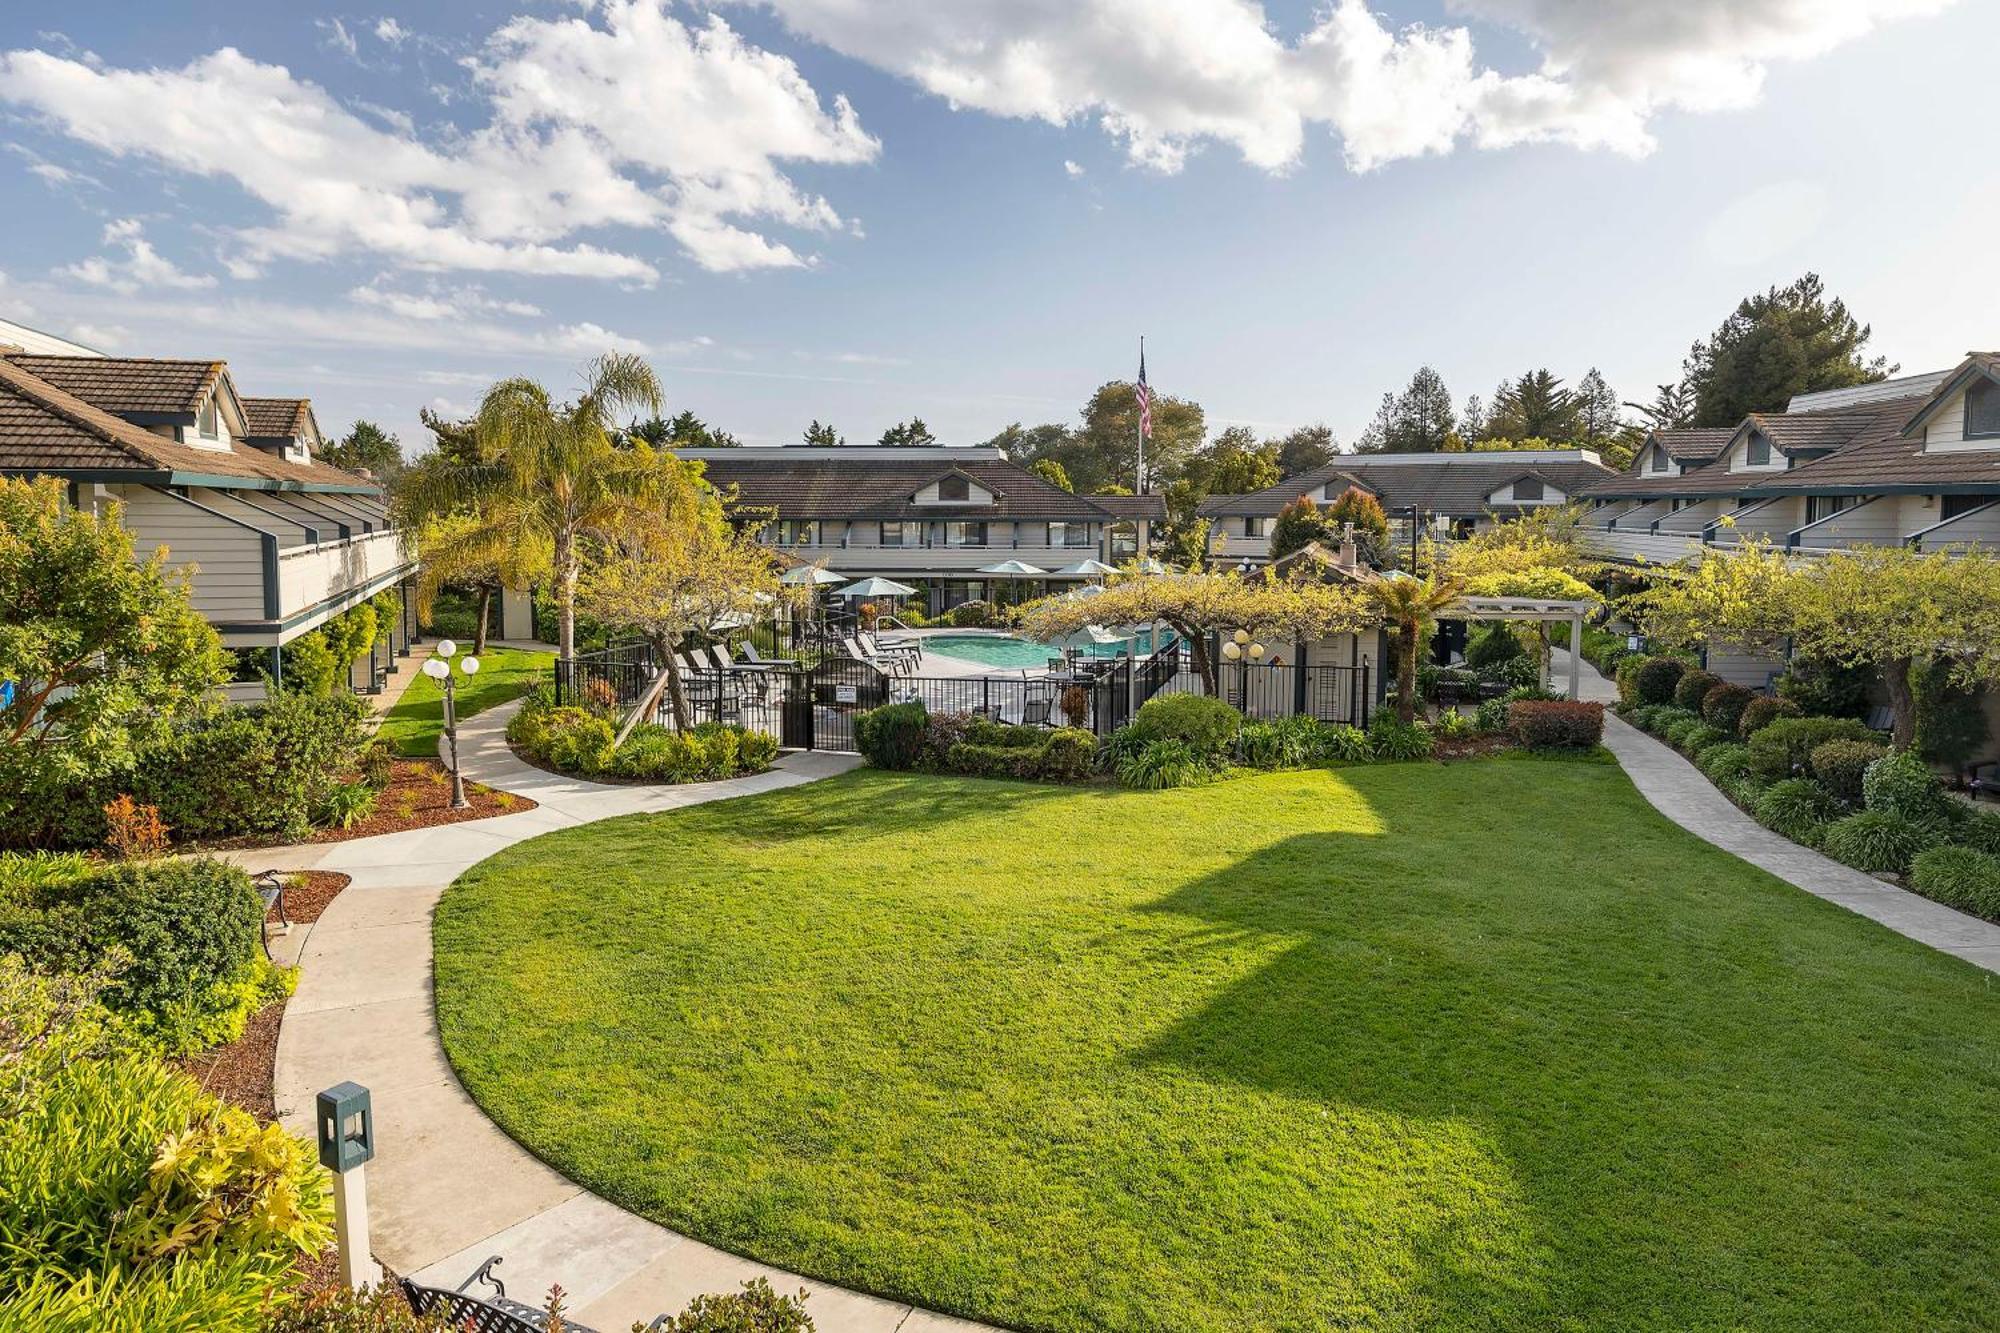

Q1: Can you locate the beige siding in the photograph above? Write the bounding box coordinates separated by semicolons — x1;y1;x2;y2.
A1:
1708;640;1787;690
1923;393;1967;448
110;485;268;620
1914;500;2000;552
1792;496;1900;549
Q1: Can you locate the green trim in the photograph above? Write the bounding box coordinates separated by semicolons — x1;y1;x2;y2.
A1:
1;464;378;496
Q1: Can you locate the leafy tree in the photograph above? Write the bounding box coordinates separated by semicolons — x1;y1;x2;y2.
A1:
411;510;540;655
1368;574;1464;723
626;416;672;446
1269;497;1334;563
803;419;844;447
1161;427;1277;568
1325;487;1391;563
1489;370;1581;442
0;478;227;841
1081;379;1206;491
878;417;938;448
322;420;401;476
418;405;480;465
1092;483;1134;497
1627;382;1697;431
1274;424;1336;477
1029;457;1073;491
669;411;739;448
1017;571;1374;696
1683;273;1893;426
1357;366;1455;453
394;354;668;659
579;462;791;731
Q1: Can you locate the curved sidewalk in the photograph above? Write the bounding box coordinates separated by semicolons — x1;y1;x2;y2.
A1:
1557;648;2000;975
270;702;989;1332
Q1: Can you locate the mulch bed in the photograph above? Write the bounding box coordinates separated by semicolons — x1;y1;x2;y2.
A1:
270;869;349;923
1434;733;1524;761
198;759;534;852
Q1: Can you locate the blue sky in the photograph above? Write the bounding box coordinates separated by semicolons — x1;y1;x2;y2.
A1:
1;1;1993;454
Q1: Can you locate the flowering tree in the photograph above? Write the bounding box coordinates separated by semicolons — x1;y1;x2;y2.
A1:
1015;572;1377;695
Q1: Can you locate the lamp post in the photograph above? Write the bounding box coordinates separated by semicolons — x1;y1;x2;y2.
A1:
422;639;481;810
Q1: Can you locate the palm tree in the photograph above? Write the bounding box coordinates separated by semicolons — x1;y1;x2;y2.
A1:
395;354;665;658
1367;573;1463;724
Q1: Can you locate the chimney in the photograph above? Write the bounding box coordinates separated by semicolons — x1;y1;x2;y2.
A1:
1335;521;1358;572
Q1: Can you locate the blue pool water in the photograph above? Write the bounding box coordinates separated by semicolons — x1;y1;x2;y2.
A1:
921;630;1174;670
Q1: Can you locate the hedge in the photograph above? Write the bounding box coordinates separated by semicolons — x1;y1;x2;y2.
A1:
1700;683;1756;735
1508;700;1604;749
1808;739;1887;804
1737;695;1802;737
1909;846;2000;921
1673;669;1724;712
508;697;776;783
1745;716;1878;781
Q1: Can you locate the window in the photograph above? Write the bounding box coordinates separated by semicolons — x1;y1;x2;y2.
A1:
778;519;818;545
945;520;987;547
1745;434;1771;466
1942;493;1990;520
1806;495;1856;523
197;395;218;439
937;475;970;501
1514;477;1545;501
1049;521;1091;546
1967;379;2000;439
879;521;907;547
1243;516;1266;538
1649;447;1669;473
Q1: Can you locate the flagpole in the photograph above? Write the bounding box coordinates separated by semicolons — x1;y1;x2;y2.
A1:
1136;335;1145;494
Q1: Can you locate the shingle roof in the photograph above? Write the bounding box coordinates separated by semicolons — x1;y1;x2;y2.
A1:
4;354;223;417
1753;385;2000;494
1197;452;1619;518
241;396;310;439
1086;493;1168;521
1581;397;1929;500
1652;428;1735;463
0;358;377;493
689;453;1122;521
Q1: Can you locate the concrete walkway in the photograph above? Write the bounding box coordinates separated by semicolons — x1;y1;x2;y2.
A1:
267;702;990;1332
1555;647;2000;974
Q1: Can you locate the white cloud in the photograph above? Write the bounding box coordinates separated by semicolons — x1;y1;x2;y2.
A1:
1062;159;1084;177
67;322;127;350
0;2;877;280
55;217;216;294
349;276;544;320
315;18;358;59
374;18;407;47
732;0;1953;172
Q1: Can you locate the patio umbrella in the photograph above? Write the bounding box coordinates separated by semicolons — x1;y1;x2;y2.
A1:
831;576;918;599
1135;558;1168;575
1052;557;1119;581
780;566;847;586
978;559;1048;609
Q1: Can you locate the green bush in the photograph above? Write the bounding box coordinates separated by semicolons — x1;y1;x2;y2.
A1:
945;723;1096;782
0;851;94;896
1808;739;1887;804
1466;622;1525;669
1474;655;1539;689
1236;715;1351;769
1910;657;1989;767
126;691;373;843
1754;779;1839;847
1367;713;1435;762
1746;716;1878;781
315;781;378;829
946;600;997;628
1131;694;1242;755
1737;694;1802;737
648;1278;815;1333
855;700;930;770
1507;701;1604;748
1115;739;1214;789
1700;683;1755;735
1861;750;1953;828
1775;657;1873;719
1821;811;1933;875
546;714;616;774
1909;846;2000;921
1631;656;1689;707
1951;807;2000;857
1322;724;1371;762
0;857;280;1053
1664;716;1706;749
1679;723;1727;755
611;728;702;781
1646;707;1700;738
0;978;332;1330
1673;669;1724;712
1698;743;1753;786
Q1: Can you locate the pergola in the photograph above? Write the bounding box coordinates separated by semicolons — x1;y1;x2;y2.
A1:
1441;594;1598;700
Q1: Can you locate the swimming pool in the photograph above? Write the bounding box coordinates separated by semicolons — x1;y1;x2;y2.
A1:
921;629;1175;670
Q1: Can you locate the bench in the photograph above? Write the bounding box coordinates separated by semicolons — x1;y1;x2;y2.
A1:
400;1256;609;1333
1969;761;1999;803
252;870;288;957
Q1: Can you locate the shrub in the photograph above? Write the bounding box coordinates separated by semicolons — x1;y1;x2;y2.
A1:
1037;729;1098;782
358;740;396;789
1679;723;1728;756
1910;657;1989;767
1475;655;1539;689
1672;669;1723;712
650;1278;815;1333
1664;716;1706;749
1367;713;1435;761
1909;846;2000;920
1477;685;1557;733
101;795;169;860
1754;779;1839;846
1432;709;1478;740
1130;694;1242;755
1322;724;1371;762
738;729;780;772
0;857;278;1052
1808;739;1887;804
1116;739;1214;789
1508;700;1604;749
1737;695;1802;737
1631;656;1689;707
612;728;701;781
1861;750;1954;828
946;600;996;628
315;781;378;829
1821;811;1934;875
0;851;94;896
1465;622;1525;669
1700;683;1756;735
1774;657;1873;719
1698;743;1753;786
1952;808;2000;857
0;989;331;1330
1746;716;1878;781
545;714;616;774
1643;706;1698;737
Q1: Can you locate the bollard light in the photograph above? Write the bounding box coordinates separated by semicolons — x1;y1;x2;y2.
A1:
316;1082;379;1292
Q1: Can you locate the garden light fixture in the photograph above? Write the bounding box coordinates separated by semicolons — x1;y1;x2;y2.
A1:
427;643;481;809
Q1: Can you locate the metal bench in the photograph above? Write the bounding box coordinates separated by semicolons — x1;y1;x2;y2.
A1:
400;1256;608;1333
252;870;289;957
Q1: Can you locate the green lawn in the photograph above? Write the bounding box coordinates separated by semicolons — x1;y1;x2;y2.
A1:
434;760;2000;1332
374;646;553;756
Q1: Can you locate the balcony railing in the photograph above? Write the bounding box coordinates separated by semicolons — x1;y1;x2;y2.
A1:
275;528;409;619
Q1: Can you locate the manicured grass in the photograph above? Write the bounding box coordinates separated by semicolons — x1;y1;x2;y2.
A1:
435;760;2000;1332
374;647;553;756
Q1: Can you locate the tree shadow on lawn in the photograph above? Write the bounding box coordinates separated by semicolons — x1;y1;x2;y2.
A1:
1130;772;2000;1329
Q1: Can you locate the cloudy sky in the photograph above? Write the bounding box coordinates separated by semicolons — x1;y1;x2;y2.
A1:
1;1;1992;452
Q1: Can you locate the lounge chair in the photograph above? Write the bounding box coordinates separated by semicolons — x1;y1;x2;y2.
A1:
740;641;798;669
862;631;920;664
675;653;743;721
843;636;914;678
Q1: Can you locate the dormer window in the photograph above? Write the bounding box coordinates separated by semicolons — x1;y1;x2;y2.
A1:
1745;435;1770;466
197;396;218;439
1515;477;1545;501
1649;448;1668;473
938;475;970;501
1968;379;2000;440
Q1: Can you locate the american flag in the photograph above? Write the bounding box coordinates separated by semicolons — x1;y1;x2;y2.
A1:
1135;343;1152;439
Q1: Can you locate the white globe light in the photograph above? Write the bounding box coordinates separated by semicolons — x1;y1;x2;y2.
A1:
1248;642;1265;660
460;656;480;676
1232;629;1251;645
436;639;458;658
422;658;449;679
1221;641;1242;661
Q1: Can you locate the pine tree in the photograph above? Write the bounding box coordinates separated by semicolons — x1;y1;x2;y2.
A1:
1576;368;1623;447
1683;272;1893;426
802;419;843;447
1489;370;1581;442
1356;366;1455;452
